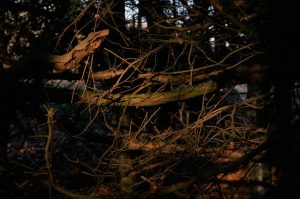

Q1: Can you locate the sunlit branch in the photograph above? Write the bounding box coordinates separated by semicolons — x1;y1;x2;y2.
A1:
81;80;218;106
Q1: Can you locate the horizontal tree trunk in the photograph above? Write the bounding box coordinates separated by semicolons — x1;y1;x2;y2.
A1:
81;80;218;106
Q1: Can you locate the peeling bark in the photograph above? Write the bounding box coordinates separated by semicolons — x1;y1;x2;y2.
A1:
48;29;109;72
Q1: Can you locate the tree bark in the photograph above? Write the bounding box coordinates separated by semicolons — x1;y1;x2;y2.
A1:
81;80;217;107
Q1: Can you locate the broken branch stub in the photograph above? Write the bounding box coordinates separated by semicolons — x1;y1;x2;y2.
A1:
48;29;109;72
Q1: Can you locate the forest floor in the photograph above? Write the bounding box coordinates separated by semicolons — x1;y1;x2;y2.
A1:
1;126;300;199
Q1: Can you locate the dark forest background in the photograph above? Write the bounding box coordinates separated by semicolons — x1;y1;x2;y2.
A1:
1;0;300;198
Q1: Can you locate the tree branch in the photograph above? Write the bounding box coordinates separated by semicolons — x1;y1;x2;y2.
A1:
48;29;109;72
81;80;218;106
